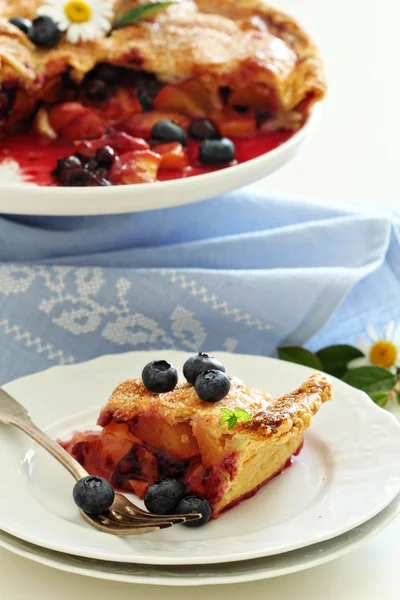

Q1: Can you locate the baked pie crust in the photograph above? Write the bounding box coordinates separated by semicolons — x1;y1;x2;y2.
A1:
0;0;326;130
63;373;332;518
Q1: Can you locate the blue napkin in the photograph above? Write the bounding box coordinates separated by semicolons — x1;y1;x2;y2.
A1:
0;191;398;385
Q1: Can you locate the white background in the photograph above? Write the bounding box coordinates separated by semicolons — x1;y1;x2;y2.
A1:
1;1;399;598
254;0;400;209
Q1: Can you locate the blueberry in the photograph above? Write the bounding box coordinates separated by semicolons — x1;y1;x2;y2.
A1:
144;479;186;515
29;16;62;48
142;360;178;393
53;154;81;174
85;79;110;105
52;155;83;180
151;120;187;145
198;137;235;165
136;72;164;111
92;64;121;84
195;370;231;403
9;17;32;35
95;145;115;168
85;157;99;173
73;475;115;515
188;118;219;140
183;352;225;385
176;496;211;527
61;168;91;187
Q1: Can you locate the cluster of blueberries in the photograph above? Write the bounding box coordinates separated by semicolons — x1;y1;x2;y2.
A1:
73;353;230;527
142;352;231;402
53;145;116;187
53;118;236;187
152;119;236;166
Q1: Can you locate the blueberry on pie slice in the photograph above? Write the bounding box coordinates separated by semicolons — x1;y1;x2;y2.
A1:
62;365;332;519
0;1;326;187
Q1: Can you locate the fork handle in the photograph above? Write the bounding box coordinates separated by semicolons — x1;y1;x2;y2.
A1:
12;418;88;482
0;387;88;482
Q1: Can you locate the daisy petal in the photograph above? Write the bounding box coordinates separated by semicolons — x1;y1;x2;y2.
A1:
385;321;395;341
66;25;80;44
366;323;378;342
98;17;112;31
355;335;371;355
393;325;400;346
348;357;370;370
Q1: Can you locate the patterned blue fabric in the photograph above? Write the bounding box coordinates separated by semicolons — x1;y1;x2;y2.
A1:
0;191;398;385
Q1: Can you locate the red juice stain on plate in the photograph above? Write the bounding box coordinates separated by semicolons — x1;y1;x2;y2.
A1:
0;132;74;186
0;130;293;186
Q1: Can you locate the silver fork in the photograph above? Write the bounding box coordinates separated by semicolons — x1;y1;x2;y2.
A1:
0;388;201;535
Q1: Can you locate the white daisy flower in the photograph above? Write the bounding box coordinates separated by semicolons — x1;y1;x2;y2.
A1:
349;322;400;373
38;0;114;44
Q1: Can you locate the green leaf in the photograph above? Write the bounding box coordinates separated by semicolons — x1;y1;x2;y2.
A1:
220;408;233;426
220;407;251;429
220;408;233;417
342;366;396;394
233;408;252;422
316;345;364;378
115;2;174;28
278;347;323;370
397;391;400;405
369;391;389;407
227;416;237;430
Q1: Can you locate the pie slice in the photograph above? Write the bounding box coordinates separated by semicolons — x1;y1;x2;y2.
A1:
62;372;332;518
0;1;326;186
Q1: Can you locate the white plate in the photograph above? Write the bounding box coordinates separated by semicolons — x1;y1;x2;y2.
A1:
0;109;319;216
0;493;399;586
0;350;399;566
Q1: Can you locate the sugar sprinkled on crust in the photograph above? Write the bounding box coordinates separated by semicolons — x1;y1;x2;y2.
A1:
101;373;332;444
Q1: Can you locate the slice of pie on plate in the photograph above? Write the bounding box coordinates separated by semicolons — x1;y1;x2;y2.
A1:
0;1;326;187
62;371;332;518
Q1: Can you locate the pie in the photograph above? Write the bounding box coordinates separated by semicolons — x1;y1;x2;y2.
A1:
0;1;326;187
62;371;332;518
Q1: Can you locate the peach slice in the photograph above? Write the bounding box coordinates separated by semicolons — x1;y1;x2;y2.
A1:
215;108;257;138
152;142;189;170
229;87;272;109
153;85;207;118
132;415;200;460
61;112;106;140
192;419;227;468
109;149;162;184
48;102;105;140
48;102;88;132
100;88;142;123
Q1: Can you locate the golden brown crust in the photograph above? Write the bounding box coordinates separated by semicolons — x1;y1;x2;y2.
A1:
102;372;332;445
0;0;326;125
0;21;35;83
239;373;332;441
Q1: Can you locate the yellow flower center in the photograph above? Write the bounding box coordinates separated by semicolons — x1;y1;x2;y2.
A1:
369;340;397;368
64;0;92;23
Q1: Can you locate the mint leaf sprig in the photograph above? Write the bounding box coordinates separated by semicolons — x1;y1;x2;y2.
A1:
114;2;175;29
220;408;252;430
